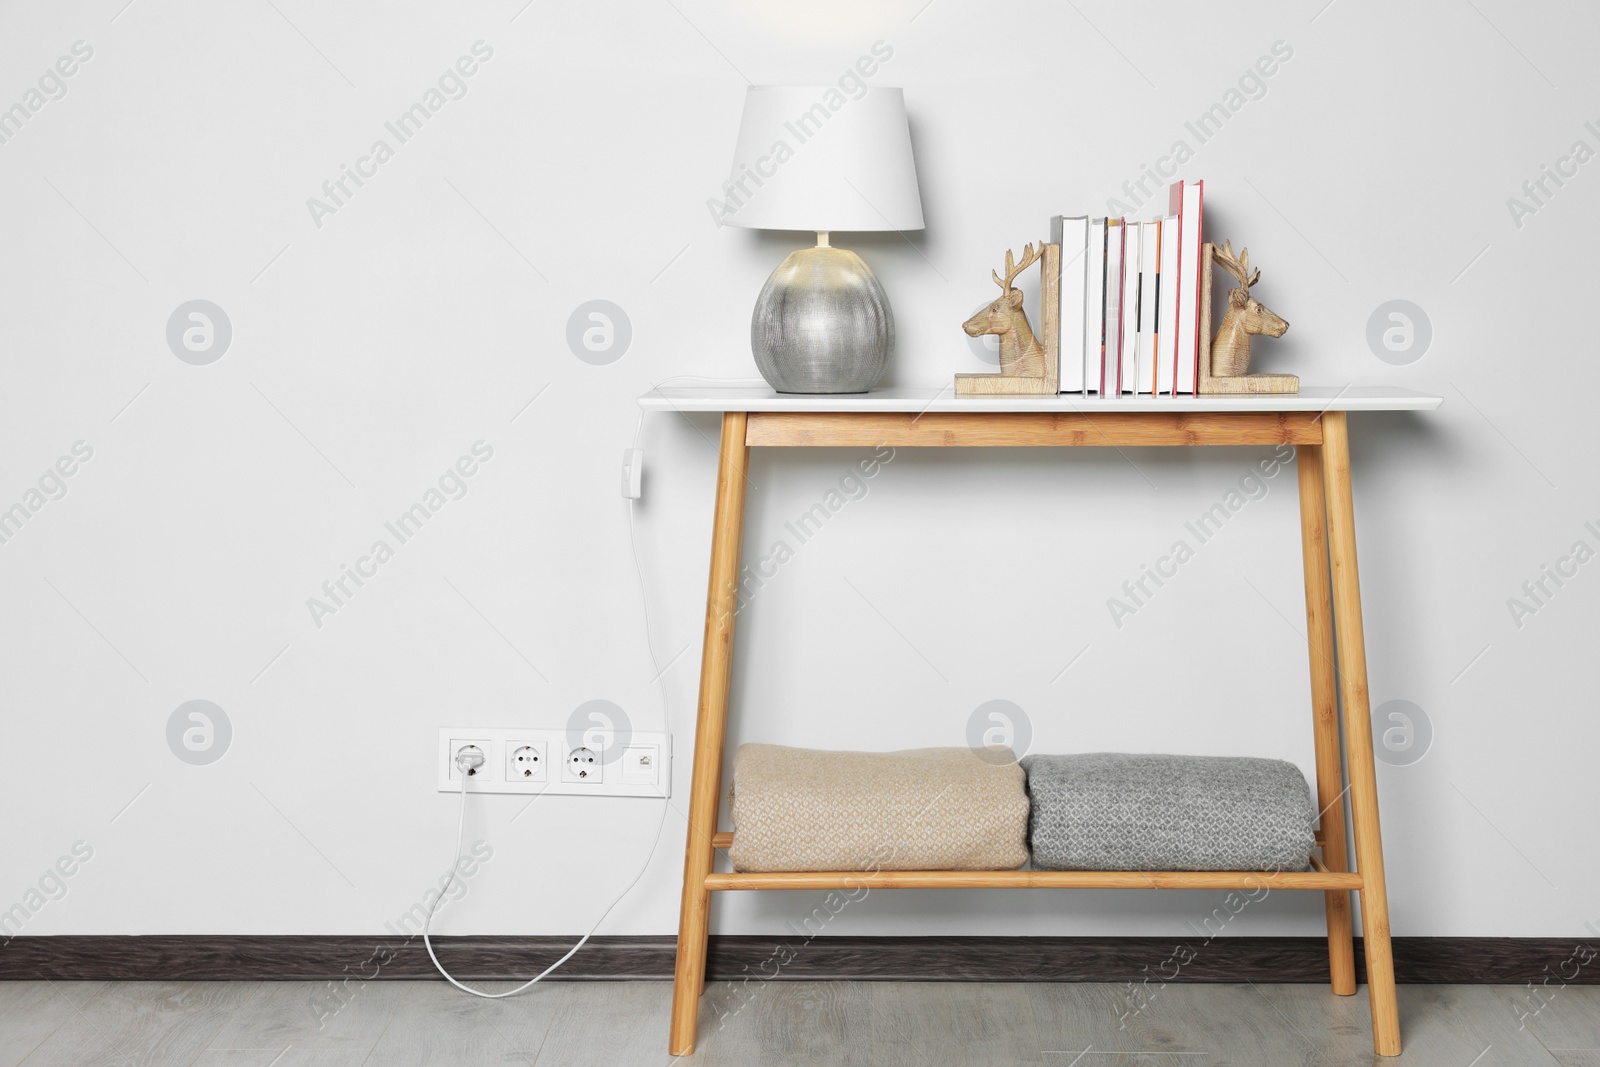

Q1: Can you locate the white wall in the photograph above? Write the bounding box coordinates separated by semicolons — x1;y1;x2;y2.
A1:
1;0;1595;944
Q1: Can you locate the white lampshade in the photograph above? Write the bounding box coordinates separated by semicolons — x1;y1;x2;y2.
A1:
723;85;923;233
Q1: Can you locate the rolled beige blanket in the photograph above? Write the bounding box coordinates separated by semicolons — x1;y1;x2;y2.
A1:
728;744;1029;873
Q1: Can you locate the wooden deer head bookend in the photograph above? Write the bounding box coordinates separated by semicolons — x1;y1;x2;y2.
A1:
1198;240;1298;394
956;242;1060;396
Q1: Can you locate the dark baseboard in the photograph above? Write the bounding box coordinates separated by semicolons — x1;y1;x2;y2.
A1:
1;935;1590;983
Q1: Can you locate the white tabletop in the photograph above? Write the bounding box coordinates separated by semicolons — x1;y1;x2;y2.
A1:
638;385;1442;413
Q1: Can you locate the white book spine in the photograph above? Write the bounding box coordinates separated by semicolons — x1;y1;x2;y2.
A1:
1120;221;1141;395
1054;216;1089;394
1103;221;1123;397
1138;220;1161;394
1175;183;1204;394
1157;215;1180;395
1085;218;1107;394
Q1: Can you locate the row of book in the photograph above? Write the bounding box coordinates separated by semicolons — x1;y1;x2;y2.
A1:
1052;179;1204;395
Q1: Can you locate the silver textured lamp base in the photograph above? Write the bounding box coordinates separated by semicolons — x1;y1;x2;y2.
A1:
751;246;894;394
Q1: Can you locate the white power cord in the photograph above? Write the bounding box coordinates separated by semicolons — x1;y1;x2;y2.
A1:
423;751;669;998
422;392;709;997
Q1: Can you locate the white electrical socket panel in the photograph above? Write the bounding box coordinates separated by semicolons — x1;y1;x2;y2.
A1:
437;727;670;797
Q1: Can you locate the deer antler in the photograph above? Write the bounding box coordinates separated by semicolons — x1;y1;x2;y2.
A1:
991;243;1044;293
1213;240;1260;290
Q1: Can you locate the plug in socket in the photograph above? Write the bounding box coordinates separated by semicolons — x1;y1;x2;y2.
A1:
449;738;492;780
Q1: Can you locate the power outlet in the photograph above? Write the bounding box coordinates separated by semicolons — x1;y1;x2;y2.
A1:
447;738;493;781
507;742;545;782
436;728;671;797
562;746;602;784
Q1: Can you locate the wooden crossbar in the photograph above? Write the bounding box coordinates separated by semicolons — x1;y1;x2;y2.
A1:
745;411;1324;448
704;867;1361;891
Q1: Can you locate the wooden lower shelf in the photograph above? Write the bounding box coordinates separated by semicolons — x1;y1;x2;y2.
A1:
704;866;1360;892
704;833;1353;891
710;830;1328;849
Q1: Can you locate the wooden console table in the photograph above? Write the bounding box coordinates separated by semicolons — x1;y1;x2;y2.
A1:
638;386;1441;1058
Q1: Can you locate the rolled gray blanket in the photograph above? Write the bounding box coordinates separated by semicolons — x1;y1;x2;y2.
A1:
1022;752;1315;872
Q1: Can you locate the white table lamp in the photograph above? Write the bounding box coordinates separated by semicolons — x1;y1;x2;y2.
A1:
722;85;923;393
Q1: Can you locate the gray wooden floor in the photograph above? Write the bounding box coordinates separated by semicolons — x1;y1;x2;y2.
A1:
0;979;1594;1066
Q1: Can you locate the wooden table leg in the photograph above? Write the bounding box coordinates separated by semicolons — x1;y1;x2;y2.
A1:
1320;412;1401;1056
1297;444;1357;998
669;412;750;1056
